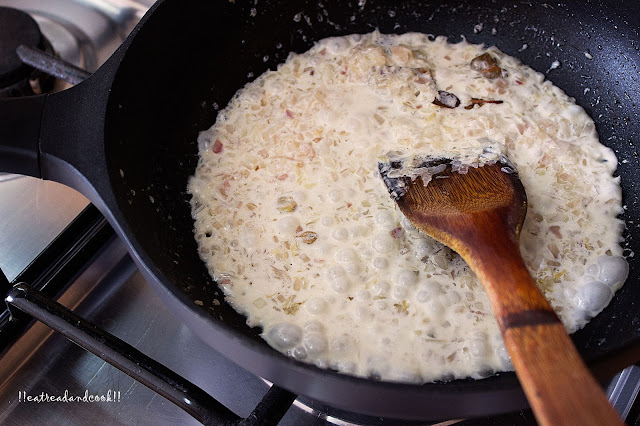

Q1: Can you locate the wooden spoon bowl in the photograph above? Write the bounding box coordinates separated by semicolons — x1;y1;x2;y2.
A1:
379;158;622;426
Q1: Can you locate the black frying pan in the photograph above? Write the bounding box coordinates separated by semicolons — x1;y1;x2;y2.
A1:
1;0;639;420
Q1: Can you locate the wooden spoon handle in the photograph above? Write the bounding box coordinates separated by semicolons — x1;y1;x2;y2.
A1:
394;162;622;424
459;218;623;426
504;322;621;426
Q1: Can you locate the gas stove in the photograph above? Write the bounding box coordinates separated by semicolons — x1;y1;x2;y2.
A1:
0;0;150;283
0;1;639;425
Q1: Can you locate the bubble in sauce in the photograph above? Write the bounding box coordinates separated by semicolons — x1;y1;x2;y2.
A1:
392;285;409;300
374;210;395;228
326;265;346;281
304;320;325;333
356;304;374;320
400;214;416;231
375;301;388;311
322;216;334;226
388;370;422;384
292;346;308;360
330;334;356;356
597;255;629;290
468;339;489;357
372;257;389;270
586;263;600;277
372;281;390;296
355;289;371;301
372;233;396;253
335;248;360;275
305;297;328;315
320;36;352;55
367;355;390;378
495;344;512;369
329;189;343;202
331;278;350;294
304;333;328;356
332;227;349;240
266;323;302;350
417;281;442;301
439;291;461;307
576;281;613;314
394;269;418;287
414;238;435;261
420;299;445;318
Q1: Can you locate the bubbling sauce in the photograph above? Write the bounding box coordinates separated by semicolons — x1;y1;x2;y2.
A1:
187;32;628;383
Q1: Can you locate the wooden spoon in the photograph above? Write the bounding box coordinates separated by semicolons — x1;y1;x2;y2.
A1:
379;158;622;426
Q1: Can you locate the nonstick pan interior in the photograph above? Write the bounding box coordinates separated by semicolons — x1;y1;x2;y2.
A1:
101;0;640;419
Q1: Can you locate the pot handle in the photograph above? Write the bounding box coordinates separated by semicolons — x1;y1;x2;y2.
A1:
0;94;47;178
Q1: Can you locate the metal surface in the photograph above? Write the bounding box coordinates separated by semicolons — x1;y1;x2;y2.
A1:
0;0;154;281
17;44;91;84
608;366;640;420
4;282;298;425
0;177;88;280
0;240;333;425
5;284;237;425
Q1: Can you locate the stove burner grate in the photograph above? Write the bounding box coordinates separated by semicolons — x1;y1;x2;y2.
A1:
0;6;55;97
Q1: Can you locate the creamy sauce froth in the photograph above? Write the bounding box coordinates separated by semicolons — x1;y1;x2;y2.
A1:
188;32;628;383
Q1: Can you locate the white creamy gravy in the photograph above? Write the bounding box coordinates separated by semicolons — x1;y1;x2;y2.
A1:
187;32;628;383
